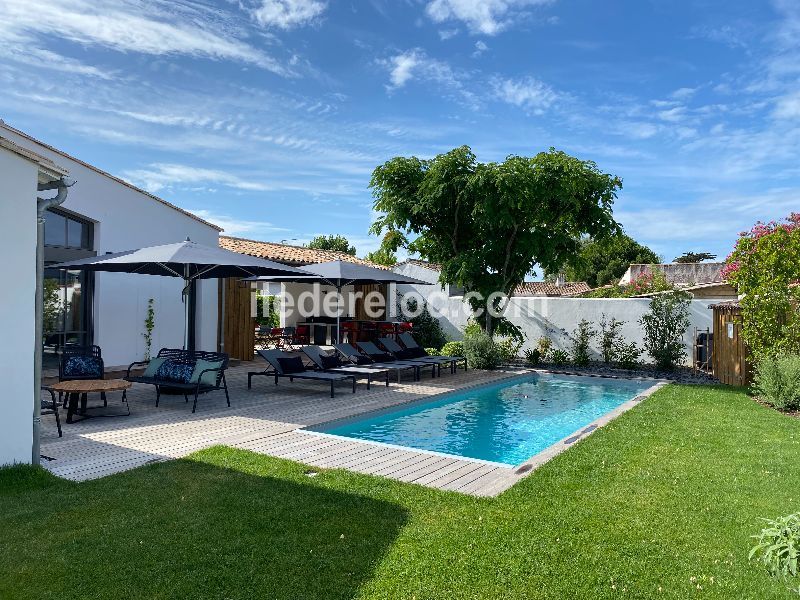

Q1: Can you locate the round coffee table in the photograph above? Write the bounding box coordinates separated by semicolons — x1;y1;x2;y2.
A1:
48;379;132;423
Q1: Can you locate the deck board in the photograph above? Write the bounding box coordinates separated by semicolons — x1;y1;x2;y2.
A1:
40;363;532;496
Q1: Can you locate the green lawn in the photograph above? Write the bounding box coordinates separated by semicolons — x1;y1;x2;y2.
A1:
2;385;799;599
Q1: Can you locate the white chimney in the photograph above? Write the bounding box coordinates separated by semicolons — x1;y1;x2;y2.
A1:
556;272;566;287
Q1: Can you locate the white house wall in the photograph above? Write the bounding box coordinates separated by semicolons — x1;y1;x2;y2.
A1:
0;148;38;464
1;128;220;367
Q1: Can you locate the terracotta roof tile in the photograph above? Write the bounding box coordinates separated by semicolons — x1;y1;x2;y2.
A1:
513;281;592;297
219;235;382;267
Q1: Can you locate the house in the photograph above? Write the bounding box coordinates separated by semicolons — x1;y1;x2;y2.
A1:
0;135;68;465
218;236;388;349
1;120;222;375
619;262;737;299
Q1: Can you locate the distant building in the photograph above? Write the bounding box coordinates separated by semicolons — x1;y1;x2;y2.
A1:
620;262;737;299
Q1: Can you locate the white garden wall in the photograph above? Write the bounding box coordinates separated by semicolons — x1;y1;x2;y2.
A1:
394;284;726;364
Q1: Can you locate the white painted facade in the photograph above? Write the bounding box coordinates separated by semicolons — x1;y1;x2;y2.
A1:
1;123;222;369
0;140;66;465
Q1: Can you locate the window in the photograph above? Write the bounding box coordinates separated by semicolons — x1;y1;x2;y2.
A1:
44;208;92;250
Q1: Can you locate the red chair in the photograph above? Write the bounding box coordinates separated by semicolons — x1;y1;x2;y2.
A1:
377;322;397;340
293;325;310;346
341;322;359;344
269;327;285;348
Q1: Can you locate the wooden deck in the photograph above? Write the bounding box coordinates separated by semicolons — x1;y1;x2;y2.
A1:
40;363;533;496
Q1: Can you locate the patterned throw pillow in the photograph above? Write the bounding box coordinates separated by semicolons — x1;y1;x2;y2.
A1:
62;355;103;378
155;359;196;384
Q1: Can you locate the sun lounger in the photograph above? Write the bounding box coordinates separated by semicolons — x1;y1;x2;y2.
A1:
301;346;390;389
333;343;422;382
249;349;356;398
398;332;468;373
356;341;439;378
377;337;458;375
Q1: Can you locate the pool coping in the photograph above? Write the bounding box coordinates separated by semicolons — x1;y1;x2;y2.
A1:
298;370;668;476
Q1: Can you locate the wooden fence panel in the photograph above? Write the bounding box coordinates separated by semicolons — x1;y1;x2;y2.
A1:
711;305;750;386
218;278;255;361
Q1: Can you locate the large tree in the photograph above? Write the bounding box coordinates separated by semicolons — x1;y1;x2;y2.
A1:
370;146;622;335
307;234;356;255
554;234;661;288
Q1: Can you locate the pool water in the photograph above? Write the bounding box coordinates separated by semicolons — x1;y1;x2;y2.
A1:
310;374;652;466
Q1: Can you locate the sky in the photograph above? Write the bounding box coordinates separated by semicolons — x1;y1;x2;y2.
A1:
1;0;798;268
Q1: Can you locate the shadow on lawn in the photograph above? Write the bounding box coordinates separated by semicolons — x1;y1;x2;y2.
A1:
0;456;408;600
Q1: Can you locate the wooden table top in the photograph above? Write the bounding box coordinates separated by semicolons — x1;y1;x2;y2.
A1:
48;379;132;393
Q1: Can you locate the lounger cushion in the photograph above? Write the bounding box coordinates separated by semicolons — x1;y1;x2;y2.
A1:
351;355;372;365
155;359;196;384
277;356;305;374
394;348;416;360
407;347;427;358
320;354;342;369
371;352;395;362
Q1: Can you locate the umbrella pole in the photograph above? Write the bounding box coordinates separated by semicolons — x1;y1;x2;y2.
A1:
336;285;342;344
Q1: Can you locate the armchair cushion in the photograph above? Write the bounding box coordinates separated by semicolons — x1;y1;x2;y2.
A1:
62;355;103;378
155;359;196;384
142;357;167;378
189;359;224;387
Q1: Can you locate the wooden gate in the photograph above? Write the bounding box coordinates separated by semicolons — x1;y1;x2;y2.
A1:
711;301;751;386
218;278;255;361
354;284;386;321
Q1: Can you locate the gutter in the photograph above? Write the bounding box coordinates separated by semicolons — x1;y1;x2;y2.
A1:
33;177;75;465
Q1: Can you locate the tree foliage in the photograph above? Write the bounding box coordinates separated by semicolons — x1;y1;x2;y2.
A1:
673;251;717;263
723;213;800;361
370;146;622;334
553;234;660;288
307;234;356;256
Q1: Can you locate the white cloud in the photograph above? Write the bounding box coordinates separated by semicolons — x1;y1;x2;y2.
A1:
0;0;288;75
774;91;800;119
425;0;554;35
122;163;274;193
385;49;424;88
491;76;558;114
380;49;479;108
472;40;489;57
250;0;327;30
438;28;460;40
186;209;290;237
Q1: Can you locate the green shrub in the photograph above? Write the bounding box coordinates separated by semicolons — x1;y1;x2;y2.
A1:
599;314;624;363
614;340;641;370
549;349;569;366
524;348;541;366
571;319;596;366
441;341;464;357
750;513;800;586
463;329;501;370
754;355;800;411
497;337;523;362
640;290;691;370
401;296;447;349
425;347;440;357
537;337;552;361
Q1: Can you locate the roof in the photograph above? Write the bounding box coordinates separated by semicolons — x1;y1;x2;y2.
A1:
219;235;382;267
708;299;741;310
621;262;726;285
513;281;592;297
0;120;221;231
397;259;444;272
0;134;68;180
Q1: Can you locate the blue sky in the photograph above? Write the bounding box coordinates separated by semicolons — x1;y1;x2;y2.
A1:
1;0;798;268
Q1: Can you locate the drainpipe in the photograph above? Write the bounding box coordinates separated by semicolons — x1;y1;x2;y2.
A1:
33;177;75;465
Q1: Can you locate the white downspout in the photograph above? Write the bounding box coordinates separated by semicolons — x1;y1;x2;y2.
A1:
33;177;75;464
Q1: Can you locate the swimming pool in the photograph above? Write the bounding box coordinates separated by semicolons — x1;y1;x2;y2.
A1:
308;374;654;466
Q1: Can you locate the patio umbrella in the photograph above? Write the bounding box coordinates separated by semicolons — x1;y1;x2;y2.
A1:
52;239;312;350
245;260;431;343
